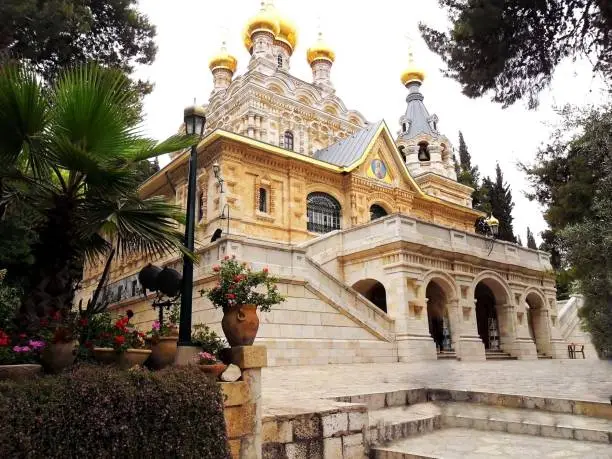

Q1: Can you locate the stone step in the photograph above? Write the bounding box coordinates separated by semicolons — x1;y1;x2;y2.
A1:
437;401;612;444
368;403;442;445
371;428;612;459
538;353;553;359
436;351;457;360
485;350;517;360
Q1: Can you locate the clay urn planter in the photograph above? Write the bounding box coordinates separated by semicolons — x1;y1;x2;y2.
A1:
0;364;42;381
41;340;78;374
198;362;227;378
117;348;152;370
222;304;259;346
147;336;178;370
92;347;117;365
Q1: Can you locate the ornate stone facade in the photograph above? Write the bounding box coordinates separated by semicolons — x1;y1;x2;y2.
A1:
77;1;568;365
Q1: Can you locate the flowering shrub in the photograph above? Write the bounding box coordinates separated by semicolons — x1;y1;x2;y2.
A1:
201;256;284;312
38;310;83;344
0;365;230;458
197;351;218;364
93;310;146;352
146;304;179;344
191;324;227;357
0;331;45;364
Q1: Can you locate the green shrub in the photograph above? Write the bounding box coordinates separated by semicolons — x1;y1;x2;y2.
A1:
191;323;228;357
0;365;230;459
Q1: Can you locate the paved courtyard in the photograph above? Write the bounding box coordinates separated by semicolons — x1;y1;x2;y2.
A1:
262;359;612;415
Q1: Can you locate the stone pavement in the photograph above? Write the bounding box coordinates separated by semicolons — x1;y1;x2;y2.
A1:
261;359;612;415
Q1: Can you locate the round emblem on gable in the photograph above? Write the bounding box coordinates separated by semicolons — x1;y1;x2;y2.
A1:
370;159;387;180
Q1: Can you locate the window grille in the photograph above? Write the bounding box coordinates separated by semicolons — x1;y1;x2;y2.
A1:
307;192;341;234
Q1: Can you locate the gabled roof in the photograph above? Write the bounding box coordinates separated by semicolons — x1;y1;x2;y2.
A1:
313;120;383;167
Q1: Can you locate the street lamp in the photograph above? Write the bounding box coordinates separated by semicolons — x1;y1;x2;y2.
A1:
486;214;499;237
179;105;206;346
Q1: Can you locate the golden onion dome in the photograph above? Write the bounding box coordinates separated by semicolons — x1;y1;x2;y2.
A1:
208;43;237;73
400;66;425;86
243;2;281;51
276;16;298;52
307;33;335;65
486;214;500;227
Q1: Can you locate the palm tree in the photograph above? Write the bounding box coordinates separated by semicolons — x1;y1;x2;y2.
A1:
0;63;196;329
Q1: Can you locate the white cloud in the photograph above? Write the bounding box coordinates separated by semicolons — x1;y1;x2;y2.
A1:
134;0;607;245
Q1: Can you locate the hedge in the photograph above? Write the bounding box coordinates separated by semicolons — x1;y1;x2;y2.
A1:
0;365;230;459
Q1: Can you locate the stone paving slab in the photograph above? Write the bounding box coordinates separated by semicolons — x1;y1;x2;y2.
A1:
373;427;612;458
262;360;612;416
369;403;442;427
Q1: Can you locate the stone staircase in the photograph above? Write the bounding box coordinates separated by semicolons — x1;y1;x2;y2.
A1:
333;388;612;458
485;349;516;360
436;351;457;360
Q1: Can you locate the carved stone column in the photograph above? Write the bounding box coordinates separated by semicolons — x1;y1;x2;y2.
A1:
454;298;485;361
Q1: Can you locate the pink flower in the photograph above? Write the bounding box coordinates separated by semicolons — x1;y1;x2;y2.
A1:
152;321;160;331
28;340;46;350
212;265;220;272
13;345;31;353
223;255;229;260
263;267;269;273
226;293;236;299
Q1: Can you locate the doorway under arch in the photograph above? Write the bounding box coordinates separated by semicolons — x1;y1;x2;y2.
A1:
525;291;551;356
475;282;500;350
426;280;453;352
369;204;388;221
352;279;387;313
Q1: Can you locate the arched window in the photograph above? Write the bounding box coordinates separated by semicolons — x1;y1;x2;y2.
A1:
277;54;283;68
402;122;407;133
284;130;294;151
198;191;204;221
307;192;341;234
418;141;430;161
370;204;388;221
258;187;268;213
398;145;406;163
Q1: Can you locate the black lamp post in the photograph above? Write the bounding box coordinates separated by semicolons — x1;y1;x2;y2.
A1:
179;105;206;345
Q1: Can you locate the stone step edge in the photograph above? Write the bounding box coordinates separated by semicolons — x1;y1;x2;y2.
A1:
368;413;442;446
443;414;611;444
372;446;438;459
332;388;612;420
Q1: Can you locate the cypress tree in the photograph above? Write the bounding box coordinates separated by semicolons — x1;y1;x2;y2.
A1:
455;131;486;210
482;164;517;243
526;227;537;249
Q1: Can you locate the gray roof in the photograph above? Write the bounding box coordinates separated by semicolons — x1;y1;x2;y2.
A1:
313;120;383;167
402;82;436;139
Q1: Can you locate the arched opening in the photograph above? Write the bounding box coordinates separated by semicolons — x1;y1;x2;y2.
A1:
258;187;268;213
307;192;341;234
284;131;294;151
426;281;453;352
418;141;430;161
398;145;406;163
277;54;283;68
352;279;387;313
369;204;388;221
525;292;551;356
474;282;500;350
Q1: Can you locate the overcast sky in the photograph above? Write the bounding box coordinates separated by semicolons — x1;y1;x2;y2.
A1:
134;0;608;245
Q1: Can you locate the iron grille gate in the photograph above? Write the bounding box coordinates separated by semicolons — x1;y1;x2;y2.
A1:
307;192;341;234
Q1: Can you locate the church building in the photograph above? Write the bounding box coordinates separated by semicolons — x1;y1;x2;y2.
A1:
77;2;568;365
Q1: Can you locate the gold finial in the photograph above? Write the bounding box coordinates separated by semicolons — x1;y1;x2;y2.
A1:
400;31;425;86
306;20;335;65
209;36;238;73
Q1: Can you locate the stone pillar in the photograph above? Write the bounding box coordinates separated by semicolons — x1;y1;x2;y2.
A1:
455;298;485;361
226;345;267;459
387;273;436;361
512;301;538;360
497;303;518;356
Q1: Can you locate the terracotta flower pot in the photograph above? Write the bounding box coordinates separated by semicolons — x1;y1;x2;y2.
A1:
0;364;42;381
221;304;259;346
198;362;227;378
41;340;78;374
93;347;117;365
117;348;152;370
147;336;178;370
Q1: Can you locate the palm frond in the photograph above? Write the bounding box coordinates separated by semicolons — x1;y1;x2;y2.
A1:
0;63;49;169
126;135;198;163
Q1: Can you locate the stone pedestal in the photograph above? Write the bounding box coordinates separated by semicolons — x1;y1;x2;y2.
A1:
223;345;267;459
455;336;486;361
174;345;200;366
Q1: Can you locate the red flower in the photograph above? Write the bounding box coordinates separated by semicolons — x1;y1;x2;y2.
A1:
40;319;49;327
19;333;27;339
0;331;9;347
79;318;88;326
224;255;230;260
263;267;269;273
114;335;126;345
212;265;220;272
52;311;61;321
226;293;236;299
233;275;244;282
84;340;93;349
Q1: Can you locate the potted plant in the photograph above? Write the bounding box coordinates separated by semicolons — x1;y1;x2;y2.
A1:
191;323;228;358
0;330;45;381
201;256;284;346
146;304;180;370
196;351;227;378
93;311;151;368
39;311;81;373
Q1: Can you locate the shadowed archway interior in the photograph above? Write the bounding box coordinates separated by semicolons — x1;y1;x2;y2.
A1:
352;279;387;313
475;282;498;349
426;280;452;351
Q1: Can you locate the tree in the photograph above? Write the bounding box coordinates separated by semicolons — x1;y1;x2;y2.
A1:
455;131;486;210
523;105;612;356
420;1;612;108
517;235;523;247
526;227;537;249
481;163;517;243
0;63;196;330
0;1;156;89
